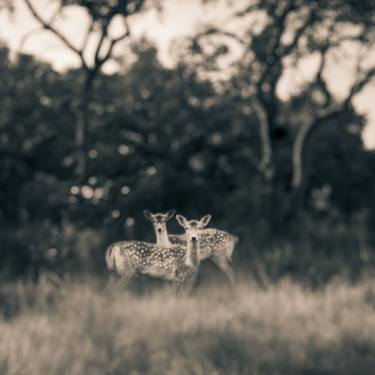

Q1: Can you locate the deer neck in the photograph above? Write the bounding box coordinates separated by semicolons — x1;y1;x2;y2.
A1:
155;224;171;247
185;237;200;268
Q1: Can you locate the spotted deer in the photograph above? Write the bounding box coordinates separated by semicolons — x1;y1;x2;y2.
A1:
105;215;212;292
143;210;238;284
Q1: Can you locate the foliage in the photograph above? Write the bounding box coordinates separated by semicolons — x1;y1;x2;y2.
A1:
0;37;374;280
1;0;375;280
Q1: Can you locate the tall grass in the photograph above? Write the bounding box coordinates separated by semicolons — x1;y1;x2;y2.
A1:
1;277;375;375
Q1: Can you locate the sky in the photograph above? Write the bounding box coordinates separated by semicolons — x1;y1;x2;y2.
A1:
1;0;374;148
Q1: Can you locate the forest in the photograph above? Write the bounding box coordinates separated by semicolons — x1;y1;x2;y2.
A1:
1;0;374;286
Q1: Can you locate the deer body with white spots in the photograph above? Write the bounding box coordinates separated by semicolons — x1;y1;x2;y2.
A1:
144;210;238;284
105;215;212;292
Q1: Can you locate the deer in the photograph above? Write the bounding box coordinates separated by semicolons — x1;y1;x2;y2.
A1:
105;214;212;293
143;210;238;284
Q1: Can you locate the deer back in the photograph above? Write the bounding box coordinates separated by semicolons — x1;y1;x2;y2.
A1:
169;228;237;260
106;240;187;281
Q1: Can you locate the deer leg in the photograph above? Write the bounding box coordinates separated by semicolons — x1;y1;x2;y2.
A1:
119;271;139;289
174;266;196;295
106;271;121;289
211;256;236;285
174;279;194;295
173;281;183;295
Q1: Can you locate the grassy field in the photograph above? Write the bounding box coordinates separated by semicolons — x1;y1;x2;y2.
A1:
0;276;375;375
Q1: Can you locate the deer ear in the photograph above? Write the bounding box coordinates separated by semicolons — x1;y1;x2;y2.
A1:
200;215;211;227
165;209;176;220
176;215;187;227
143;210;153;221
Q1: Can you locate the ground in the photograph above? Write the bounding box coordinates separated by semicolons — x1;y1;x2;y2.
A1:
0;276;375;375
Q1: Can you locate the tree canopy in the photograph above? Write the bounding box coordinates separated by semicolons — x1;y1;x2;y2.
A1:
0;0;374;283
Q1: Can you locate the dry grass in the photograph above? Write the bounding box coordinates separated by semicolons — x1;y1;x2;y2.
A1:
0;276;375;375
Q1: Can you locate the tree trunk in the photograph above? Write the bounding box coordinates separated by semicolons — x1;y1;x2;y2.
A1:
75;71;95;182
289;108;339;216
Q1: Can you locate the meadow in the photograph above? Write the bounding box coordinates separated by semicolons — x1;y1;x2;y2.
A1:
1;274;375;375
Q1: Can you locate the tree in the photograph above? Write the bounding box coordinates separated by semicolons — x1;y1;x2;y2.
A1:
191;0;375;220
21;0;150;181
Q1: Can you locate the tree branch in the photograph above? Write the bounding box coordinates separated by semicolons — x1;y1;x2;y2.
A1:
315;44;332;107
94;20;110;66
344;65;375;106
232;3;260;18
19;2;62;53
81;18;95;52
282;9;317;56
18;27;45;53
98;17;131;66
257;1;299;104
192;26;247;48
23;0;86;67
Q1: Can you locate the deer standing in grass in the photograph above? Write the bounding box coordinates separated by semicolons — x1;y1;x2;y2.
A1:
143;210;238;284
105;215;212;292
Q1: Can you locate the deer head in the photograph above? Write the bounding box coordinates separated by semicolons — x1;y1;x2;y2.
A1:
143;209;176;246
176;214;211;268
